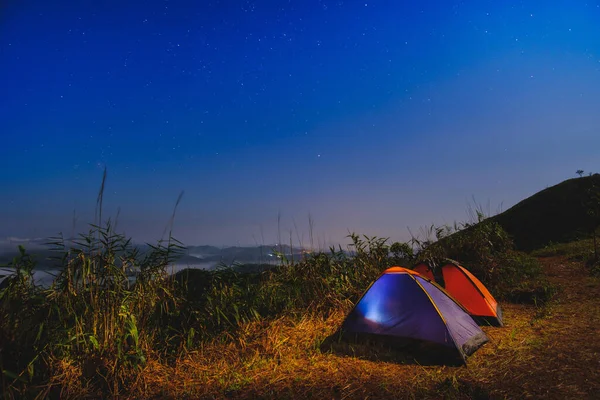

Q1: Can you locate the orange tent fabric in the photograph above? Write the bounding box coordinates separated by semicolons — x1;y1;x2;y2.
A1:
413;261;503;327
413;263;435;280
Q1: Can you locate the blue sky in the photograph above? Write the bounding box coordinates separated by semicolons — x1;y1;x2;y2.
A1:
1;0;599;247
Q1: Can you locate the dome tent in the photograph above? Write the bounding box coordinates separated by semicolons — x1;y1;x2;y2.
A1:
340;267;489;365
414;260;503;327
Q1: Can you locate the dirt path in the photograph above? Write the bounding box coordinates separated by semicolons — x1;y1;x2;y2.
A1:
499;257;600;399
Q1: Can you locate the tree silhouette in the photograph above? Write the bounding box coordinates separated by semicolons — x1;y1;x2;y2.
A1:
576;169;584;178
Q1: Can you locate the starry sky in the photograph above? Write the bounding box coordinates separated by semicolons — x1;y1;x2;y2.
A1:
1;0;600;248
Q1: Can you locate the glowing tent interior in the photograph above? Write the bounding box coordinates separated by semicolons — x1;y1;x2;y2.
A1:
340;267;489;365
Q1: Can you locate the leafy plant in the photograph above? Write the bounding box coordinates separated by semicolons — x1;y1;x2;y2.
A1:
0;170;189;397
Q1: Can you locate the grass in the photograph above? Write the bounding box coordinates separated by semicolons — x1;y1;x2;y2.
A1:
0;227;188;398
43;304;534;398
2;172;600;398
1;223;561;399
532;238;600;275
532;238;595;260
0;171;191;398
87;295;571;399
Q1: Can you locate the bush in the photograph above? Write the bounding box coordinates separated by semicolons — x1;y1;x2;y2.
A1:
175;233;389;340
411;213;547;300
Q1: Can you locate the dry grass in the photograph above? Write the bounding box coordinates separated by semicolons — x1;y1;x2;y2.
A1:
122;303;536;398
48;256;600;399
122;304;535;399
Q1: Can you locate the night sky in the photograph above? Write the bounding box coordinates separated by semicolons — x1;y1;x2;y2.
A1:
1;1;600;248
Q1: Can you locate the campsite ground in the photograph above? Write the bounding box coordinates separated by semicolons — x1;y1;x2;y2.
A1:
129;256;600;399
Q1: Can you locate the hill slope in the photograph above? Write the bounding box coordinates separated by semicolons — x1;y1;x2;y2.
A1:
490;174;600;251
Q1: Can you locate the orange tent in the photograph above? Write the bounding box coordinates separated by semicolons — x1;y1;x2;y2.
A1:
413;261;503;327
413;262;435;281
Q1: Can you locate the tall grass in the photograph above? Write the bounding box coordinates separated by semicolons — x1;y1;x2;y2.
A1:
0;171;188;398
174;233;392;343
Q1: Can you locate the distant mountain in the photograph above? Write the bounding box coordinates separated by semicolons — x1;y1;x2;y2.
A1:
0;239;309;271
0;237;49;253
185;244;308;266
0;248;59;270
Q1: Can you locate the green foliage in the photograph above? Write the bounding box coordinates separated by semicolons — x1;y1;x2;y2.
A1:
0;245;48;392
389;241;413;263
0;169;190;397
531;239;595;262
176;234;391;341
0;224;187;397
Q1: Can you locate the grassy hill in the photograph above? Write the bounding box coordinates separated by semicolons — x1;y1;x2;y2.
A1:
489;174;600;251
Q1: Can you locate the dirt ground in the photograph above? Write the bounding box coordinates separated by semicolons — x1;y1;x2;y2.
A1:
493;257;600;399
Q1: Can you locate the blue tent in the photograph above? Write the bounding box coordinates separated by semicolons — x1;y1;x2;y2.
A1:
341;267;489;364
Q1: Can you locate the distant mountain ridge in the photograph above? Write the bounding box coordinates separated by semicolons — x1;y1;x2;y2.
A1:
183;244;309;266
0;239;310;270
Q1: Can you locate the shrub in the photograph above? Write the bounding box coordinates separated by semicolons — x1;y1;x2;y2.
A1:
175;233;390;340
410;213;546;300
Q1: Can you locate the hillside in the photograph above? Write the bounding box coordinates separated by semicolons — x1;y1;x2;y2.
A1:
489;174;600;251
